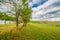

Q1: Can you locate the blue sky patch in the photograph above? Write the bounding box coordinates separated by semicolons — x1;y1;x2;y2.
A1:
32;0;48;8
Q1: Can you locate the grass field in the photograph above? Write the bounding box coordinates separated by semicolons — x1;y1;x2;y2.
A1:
0;23;60;40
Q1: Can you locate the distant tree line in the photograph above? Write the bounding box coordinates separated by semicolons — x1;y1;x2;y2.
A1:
0;12;16;24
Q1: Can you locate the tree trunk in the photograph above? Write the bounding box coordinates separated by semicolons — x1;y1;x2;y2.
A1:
16;13;19;29
23;22;27;27
23;19;27;27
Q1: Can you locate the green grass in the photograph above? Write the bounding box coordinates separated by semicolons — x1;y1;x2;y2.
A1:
20;23;60;40
0;23;60;40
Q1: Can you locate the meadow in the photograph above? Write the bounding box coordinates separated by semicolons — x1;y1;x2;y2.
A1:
0;22;60;40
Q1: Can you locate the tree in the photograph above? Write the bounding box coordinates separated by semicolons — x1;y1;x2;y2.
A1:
0;12;15;24
0;12;8;24
0;0;32;28
0;0;21;28
20;0;32;26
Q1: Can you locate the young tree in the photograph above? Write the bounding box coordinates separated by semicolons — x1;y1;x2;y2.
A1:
20;0;32;26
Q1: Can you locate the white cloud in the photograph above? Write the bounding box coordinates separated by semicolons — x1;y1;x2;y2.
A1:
45;7;60;13
46;17;60;21
32;0;40;4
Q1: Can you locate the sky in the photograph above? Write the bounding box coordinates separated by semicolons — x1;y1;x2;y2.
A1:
0;0;60;21
31;0;60;21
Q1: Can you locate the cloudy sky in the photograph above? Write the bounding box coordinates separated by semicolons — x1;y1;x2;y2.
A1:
31;0;60;21
0;0;60;21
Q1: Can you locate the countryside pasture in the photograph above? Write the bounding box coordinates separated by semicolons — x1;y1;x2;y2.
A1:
0;22;60;40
